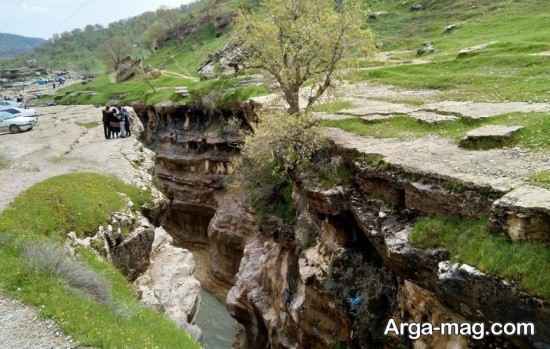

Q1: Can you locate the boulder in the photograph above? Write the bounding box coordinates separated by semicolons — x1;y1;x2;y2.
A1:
115;56;141;83
490;185;550;242
444;24;459;34
368;11;389;20
198;43;246;80
410;4;424;11
104;216;155;281
417;42;435;56
135;227;202;341
457;41;498;58
459;125;523;150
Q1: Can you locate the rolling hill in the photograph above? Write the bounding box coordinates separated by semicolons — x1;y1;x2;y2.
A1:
0;33;45;58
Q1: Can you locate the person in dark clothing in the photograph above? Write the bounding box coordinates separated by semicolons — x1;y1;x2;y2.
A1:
122;107;131;138
109;107;121;139
102;107;111;139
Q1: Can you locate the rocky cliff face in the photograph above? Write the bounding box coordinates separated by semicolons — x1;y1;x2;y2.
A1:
133;102;257;297
134;103;549;349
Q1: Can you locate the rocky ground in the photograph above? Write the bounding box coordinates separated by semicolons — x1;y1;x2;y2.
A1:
0;294;78;349
255;82;550;192
0;105;152;211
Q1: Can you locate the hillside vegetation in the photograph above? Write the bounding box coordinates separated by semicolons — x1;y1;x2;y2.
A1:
360;0;550;101
0;173;199;348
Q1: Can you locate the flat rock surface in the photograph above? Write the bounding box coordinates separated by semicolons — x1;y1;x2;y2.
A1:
0;294;77;349
326;127;550;192
496;185;550;211
313;112;356;121
422;101;550;119
465;125;524;138
408;110;458;123
0;105;151;211
361;114;397;122
339;99;416;116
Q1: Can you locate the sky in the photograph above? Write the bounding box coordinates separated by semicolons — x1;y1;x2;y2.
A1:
0;0;196;39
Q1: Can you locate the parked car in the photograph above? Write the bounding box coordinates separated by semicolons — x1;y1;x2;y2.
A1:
0;100;22;108
0;107;38;118
0;110;38;133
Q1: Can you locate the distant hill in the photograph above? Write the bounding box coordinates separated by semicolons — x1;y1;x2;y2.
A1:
0;33;45;58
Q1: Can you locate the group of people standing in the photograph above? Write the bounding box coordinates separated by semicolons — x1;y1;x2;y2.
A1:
102;106;131;140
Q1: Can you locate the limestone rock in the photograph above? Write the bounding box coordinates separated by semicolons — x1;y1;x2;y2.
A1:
459;125;523;149
198;43;245;80
490;185;550;242
104;216;155;281
227;237;352;349
338;99;415;116
368;11;389;20
313;112;356;121
457;41;498;58
207;194;256;292
422;100;550;119
135;227;202;341
399;281;468;349
444;24;459;34
408;110;458;123
302;185;349;216
67;210;155;281
115;56;141;83
417;42;435;56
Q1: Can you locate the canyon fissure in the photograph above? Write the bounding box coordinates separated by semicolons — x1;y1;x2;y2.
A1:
132;102;550;349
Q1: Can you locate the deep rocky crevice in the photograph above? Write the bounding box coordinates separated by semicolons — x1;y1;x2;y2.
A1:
134;102;549;349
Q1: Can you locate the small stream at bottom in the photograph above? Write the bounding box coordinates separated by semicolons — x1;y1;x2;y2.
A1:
195;290;238;349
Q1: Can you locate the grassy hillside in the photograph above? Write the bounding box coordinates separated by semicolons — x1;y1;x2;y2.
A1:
0;173;199;348
34;0;550;106
358;0;550;101
0;33;45;59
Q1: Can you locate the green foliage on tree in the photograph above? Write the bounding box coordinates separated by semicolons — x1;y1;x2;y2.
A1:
234;0;372;114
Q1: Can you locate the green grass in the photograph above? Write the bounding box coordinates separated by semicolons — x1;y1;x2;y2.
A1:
311;99;354;114
529;171;550;190
0;155;9;170
0;173;198;348
355;0;550;102
410;216;550;299
76;121;101;129
323;112;550;150
145;24;226;78
0;239;199;348
0;173;151;239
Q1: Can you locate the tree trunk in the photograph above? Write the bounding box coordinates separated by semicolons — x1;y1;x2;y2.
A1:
286;89;300;115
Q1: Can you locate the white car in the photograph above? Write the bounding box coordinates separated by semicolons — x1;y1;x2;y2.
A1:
0;100;22;108
0;107;38;118
0;110;38;133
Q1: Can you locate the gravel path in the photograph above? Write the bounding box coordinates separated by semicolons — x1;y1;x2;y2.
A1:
0;294;76;348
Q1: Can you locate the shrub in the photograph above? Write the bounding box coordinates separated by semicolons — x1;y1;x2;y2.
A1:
238;112;327;222
24;241;112;305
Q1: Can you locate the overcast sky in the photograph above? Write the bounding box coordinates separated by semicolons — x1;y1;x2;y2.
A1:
1;0;196;39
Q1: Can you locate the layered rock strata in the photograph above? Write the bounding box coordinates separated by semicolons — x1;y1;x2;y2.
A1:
134;103;550;349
